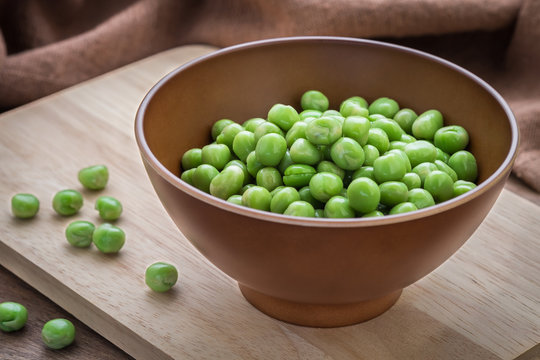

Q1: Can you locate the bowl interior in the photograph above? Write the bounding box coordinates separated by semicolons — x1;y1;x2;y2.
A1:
142;37;514;206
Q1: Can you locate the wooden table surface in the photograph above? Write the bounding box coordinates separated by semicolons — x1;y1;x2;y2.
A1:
1;45;539;360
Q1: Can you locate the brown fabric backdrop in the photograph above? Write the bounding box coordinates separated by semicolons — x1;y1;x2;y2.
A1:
1;0;538;191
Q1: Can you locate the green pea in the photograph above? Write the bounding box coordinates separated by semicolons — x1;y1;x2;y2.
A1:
270;187;301;214
323;196;354;218
301;90;329;111
368;97;400;118
298;186;324;209
330;137;365;171
277;150;294;175
401;172;422;190
314;209;325;218
78;165;109;190
317;160;345;179
387;149;412;172
283;164;316;188
352;166;375;181
368;114;387;122
201;143;231;170
52;189;83;216
366;128;390;154
448;150;478;182
400;134;417;143
290;138;321;165
253;121;284;142
0;302;28;332
232;130;256;162
373;152;407;183
256;167;283;192
283;201;315;217
412;162;438;186
389;202;418;215
41;318;75;349
241;184;256;194
192;164;219;193
268;104;300;131
210;166;244;200
434;160;458;182
242;186;272;211
362;210;384;218
347;177;380;213
11;193;39;219
341;96;368;109
92;223;125;253
181;149;202;171
95;196;122;221
434;125;469;154
255;133;287;166
379;181;409;207
302;117;317;124
393;108;417;134
305;116;342;145
270;185;285;196
211;119;234;140
340;100;370;117
224;160;251;186
227;194;243;205
453;180;477;197
389;141;407;151
412;109;443;140
145;262;178;292
407;188;435;209
436;148;450;163
216;123;244;149
362;144;379;166
300;109;323;120
371;118;405;141
424;170;454;203
323;110;343;117
180;168;195;185
285;121;308;147
342;116;371;146
242;118;266;132
246;151;264;177
404;140;437;168
309;172;343;203
65;220;95;248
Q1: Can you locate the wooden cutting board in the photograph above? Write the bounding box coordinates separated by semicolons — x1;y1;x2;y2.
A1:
0;45;539;360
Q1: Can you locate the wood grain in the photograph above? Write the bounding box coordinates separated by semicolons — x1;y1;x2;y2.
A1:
0;45;539;360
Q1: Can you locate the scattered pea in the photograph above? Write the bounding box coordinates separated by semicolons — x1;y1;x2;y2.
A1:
52;190;83;216
145;262;178;292
65;220;95;247
0;302;28;332
95;196;122;221
78;165;109;190
41;318;75;349
92;223;125;253
11;193;39;219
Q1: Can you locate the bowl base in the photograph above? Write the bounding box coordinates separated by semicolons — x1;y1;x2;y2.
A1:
238;284;402;327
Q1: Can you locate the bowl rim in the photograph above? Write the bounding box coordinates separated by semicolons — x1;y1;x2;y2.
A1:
135;36;519;228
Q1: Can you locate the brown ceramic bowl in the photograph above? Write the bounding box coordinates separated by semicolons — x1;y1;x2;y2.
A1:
135;37;518;327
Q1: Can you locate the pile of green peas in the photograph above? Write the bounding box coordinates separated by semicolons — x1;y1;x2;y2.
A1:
180;91;478;218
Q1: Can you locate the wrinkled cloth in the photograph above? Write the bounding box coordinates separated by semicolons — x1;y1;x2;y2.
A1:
0;0;538;191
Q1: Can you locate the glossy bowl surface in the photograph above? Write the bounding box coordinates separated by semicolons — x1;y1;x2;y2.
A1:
135;36;518;327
